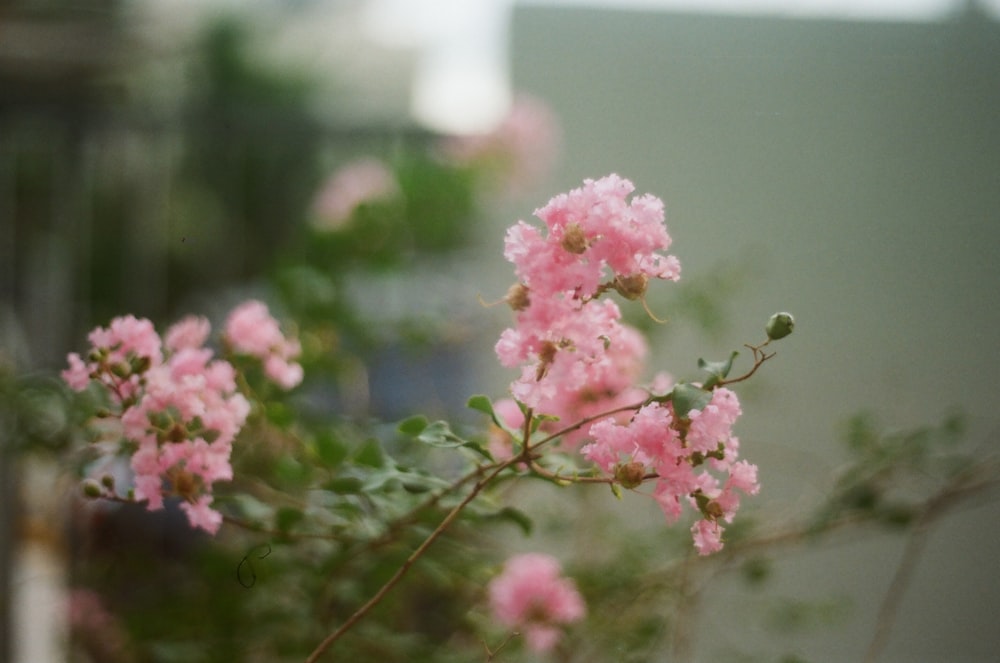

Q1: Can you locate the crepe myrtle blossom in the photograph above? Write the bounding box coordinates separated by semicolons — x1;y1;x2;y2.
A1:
62;315;162;402
224;299;303;389
496;174;679;429
582;388;759;555
64;302;303;534
503;174;679;301
488;553;586;653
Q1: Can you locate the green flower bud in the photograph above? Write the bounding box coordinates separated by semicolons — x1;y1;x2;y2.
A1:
130;354;152;374
81;479;103;499
765;312;795;340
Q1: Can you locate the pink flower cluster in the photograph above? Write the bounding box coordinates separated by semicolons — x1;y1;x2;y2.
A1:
582;388;759;555
495;175;680;441
62;302;302;534
224;300;303;390
487;553;586;653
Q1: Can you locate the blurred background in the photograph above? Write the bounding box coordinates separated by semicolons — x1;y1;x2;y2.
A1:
2;0;1000;661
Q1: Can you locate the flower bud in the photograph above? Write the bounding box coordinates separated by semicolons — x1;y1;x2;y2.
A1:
167;422;188;443
704;500;724;520
614;461;646;489
506;283;530;311
765;312;795;340
560;223;589;254
613;273;648;301
81;479;103;499
130;355;152;374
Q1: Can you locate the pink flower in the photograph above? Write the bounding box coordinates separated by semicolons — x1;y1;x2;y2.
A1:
691;519;723;555
66;589;131;661
87;315;163;367
582;388;755;554
506;174;679;301
62;353;91;391
224;300;303;389
63;315;163;403
310;157;398;230
179;495;224;535
122;342;249;532
685;387;742;454
488;553;586;653
496;175;681;436
65;310;254;535
164;315;211;352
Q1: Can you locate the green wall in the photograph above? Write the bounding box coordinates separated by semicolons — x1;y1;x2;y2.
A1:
509;6;1000;661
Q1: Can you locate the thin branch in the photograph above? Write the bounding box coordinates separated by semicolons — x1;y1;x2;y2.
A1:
863;465;1000;663
304;459;516;663
484;632;520;662
526;458;614;485
716;341;774;388
222;513;338;540
532;399;649;451
339;464;491;562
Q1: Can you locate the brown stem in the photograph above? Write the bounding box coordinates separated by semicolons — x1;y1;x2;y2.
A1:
526;458;614;484
304;460;515;662
716;341;773;388
863;465;1000;663
532;399;650;451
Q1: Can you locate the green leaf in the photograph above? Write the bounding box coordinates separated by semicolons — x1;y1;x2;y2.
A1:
275;507;304;532
397;415;429;435
671;383;713;419
266;401;295;428
415;420;461;446
354;438;385;468
414;420;493;460
698;350;739;390
324;476;363;494
314;431;348;468
466;394;496;421
530;413;560;434
496;506;533;536
274;454;310;486
362;467;403;492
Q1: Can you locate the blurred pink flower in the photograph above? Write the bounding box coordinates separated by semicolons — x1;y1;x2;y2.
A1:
224;299;303;390
164;315;211;352
310;157;398;230
488;552;585;653
66;589;132;662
